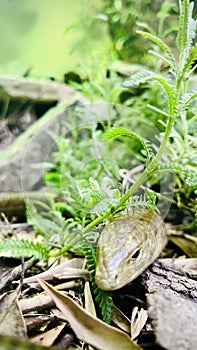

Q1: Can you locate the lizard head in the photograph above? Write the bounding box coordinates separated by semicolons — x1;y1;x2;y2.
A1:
95;209;166;290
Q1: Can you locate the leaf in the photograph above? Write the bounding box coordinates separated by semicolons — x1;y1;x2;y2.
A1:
23;258;86;284
169;234;197;258
177;0;196;55
30;324;65;347
83;246;113;324
103;127;150;160
136;30;177;71
0;238;50;260
155;162;197;186
130;307;148;340
0;288;26;337
90;197;119;214
84;281;97;317
38;279;142;350
123;69;155;88
181;46;197;77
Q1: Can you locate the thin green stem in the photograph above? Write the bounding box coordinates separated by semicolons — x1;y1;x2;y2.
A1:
83;103;176;233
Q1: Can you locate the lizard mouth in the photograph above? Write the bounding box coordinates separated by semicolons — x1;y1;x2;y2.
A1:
95;264;117;290
95;263;126;291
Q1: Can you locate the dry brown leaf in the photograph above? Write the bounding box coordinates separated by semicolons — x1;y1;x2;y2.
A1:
54;267;89;279
112;306;131;334
20;281;80;313
130;307;148;340
30;324;65;347
0;287;27;337
38;279;142;350
84;281;97;317
23;258;86;284
0;333;78;350
169;233;197;257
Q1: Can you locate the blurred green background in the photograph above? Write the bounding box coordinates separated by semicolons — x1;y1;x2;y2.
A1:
0;0;82;79
0;0;195;80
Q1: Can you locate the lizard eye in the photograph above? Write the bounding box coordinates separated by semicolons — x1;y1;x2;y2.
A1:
130;248;141;259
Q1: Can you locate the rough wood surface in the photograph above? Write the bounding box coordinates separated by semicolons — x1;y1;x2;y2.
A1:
141;258;197;300
140;259;197;350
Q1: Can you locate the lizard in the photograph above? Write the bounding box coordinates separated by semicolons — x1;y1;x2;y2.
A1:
95;208;167;291
0;193;167;292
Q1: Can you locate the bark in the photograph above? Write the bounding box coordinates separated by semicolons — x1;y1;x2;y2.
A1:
141;258;197;299
141;259;197;350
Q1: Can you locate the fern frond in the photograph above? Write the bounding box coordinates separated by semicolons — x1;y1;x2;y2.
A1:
124;71;176;115
182;91;197;108
0;238;50;259
153;76;177;115
177;0;196;57
83;246;113;324
181;46;197;78
26;199;80;248
148;50;174;69
136;30;177;72
154;162;197;186
128;192;158;212
67;180;119;216
90;197;119;215
123;69;155;88
103;127;152;161
26;200;60;241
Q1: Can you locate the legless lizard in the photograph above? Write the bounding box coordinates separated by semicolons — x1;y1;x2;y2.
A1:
95;208;167;290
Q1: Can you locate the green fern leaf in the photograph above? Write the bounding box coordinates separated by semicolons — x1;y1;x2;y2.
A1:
90;198;119;215
136;30;177;71
26;200;59;241
103;126;152;161
124;71;176;115
182;46;197;78
155;162;197;186
123;69;155;88
128;192;158;212
194;188;197;226
83;246;113;324
0;238;50;259
177;0;196;57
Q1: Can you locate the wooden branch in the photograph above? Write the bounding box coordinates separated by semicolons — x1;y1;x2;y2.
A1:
141;258;197;300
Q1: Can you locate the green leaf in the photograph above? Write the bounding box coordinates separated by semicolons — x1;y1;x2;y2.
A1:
103;127;151;160
124;70;177;115
177;0;196;57
154;162;197;186
136;30;177;71
181;46;197;77
0;239;50;259
123;69;155;88
83;246;113;324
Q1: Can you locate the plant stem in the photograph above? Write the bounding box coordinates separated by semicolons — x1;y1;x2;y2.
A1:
84;0;193;234
84;99;177;233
